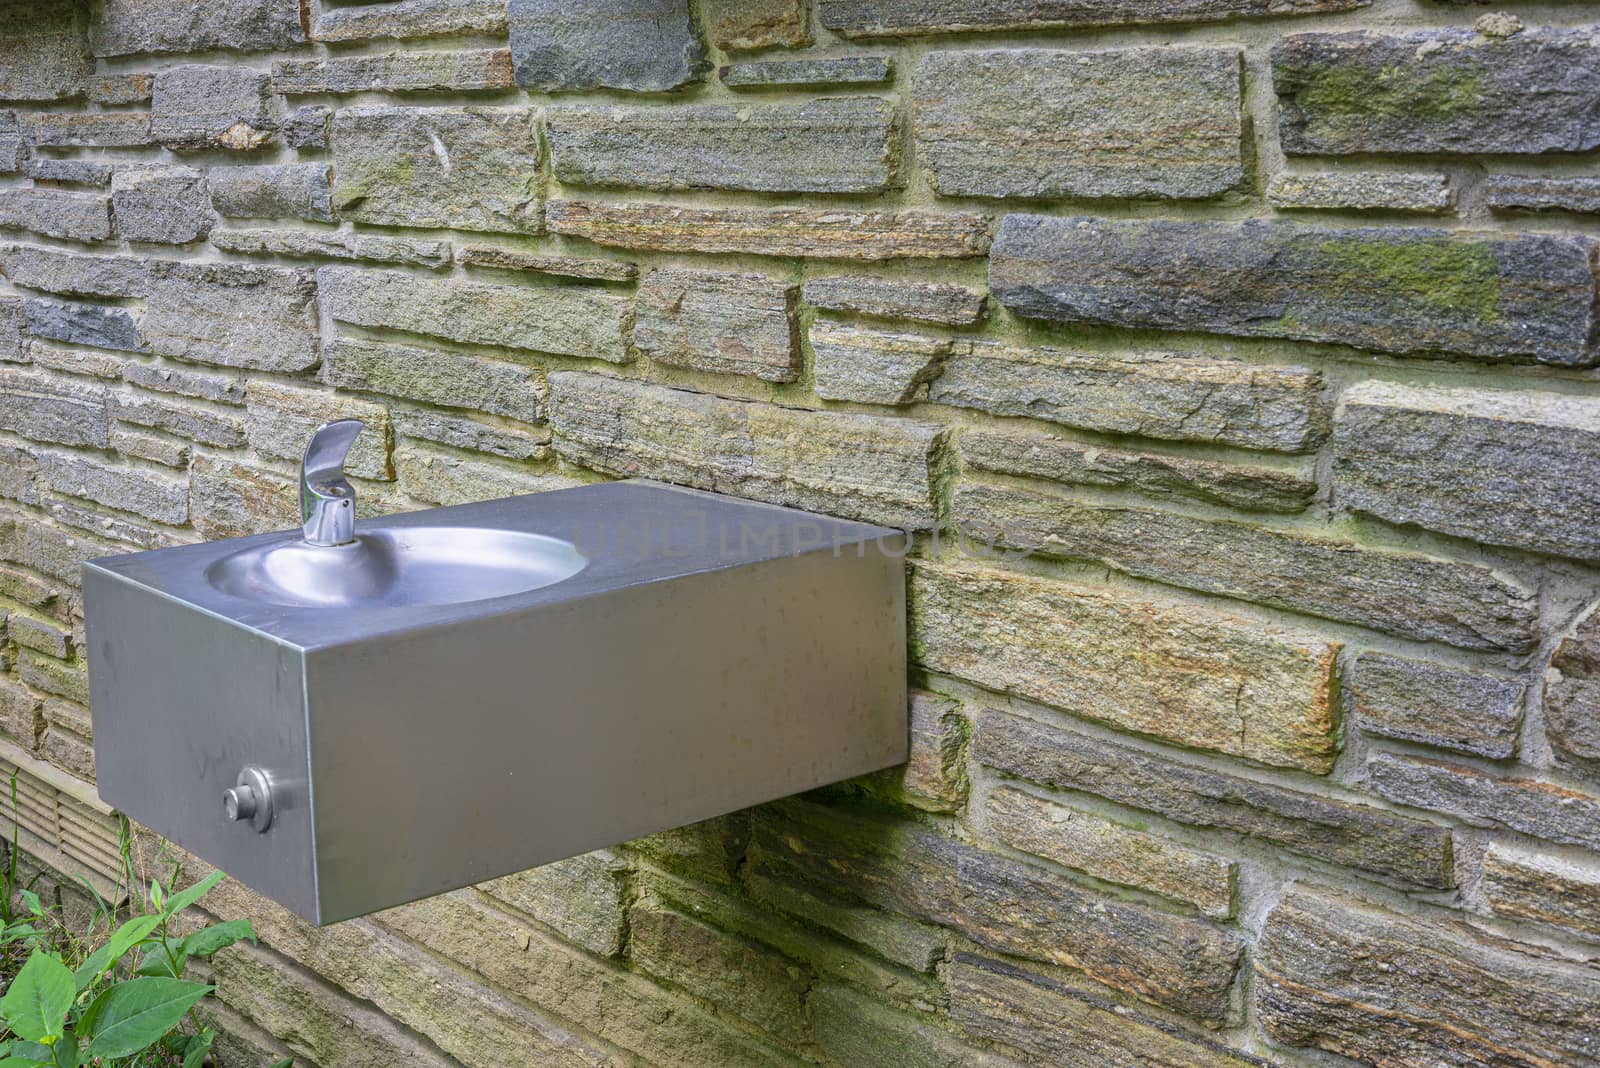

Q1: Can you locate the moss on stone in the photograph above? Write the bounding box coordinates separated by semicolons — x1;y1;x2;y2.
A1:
1296;58;1486;123
1318;235;1502;324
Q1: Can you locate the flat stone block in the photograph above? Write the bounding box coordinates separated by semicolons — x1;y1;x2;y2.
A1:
914;48;1243;200
991;214;1600;367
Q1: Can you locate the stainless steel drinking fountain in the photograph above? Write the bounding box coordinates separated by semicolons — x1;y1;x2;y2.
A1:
84;422;908;924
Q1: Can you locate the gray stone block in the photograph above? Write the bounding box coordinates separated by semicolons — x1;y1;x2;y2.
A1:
973;710;1453;889
0;244;148;299
548;99;898;194
510;0;703;92
1486;174;1600;215
1274;29;1600;155
23;298;144;353
282;105;331;149
0;368;109;448
990;214;1600;367
310;0;507;44
111;428;188;472
34;451;186;525
455;245;635;282
1257;887;1600;1066
914;48;1243;200
318;267;630;363
803;275;983;325
21;111;149;147
546;200;991;260
811;323;948;405
110;393;246;448
209;229;451;269
550;371;943;529
390;409;548;461
930;338;1325;452
917;563;1341;772
145;262;319;372
150;65;276;150
634;267;799;382
0;298;20;362
961;429;1315;514
723;56;891;89
478;854;625;958
275;50;513;94
92;0;305;56
1545;605;1600;770
0;111;20;172
1267;171;1454;214
110;167;214;244
0;189;110;244
0;0;91;102
1332;381;1600;561
208;164;333;223
955;486;1539;652
1348;652;1524;759
331;106;542;234
24;160;113;186
122;363;245;407
1366;753;1600;851
323;338;546;424
820;0;1367;35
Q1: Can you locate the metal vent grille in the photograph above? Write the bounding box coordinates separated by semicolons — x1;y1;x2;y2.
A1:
0;739;125;901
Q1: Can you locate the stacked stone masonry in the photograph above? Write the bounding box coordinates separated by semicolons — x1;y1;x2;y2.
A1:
1;1;1599;1066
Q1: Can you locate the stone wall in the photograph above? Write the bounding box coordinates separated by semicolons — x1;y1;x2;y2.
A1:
1;0;1599;1064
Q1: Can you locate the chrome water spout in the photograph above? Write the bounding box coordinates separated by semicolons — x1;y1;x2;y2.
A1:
300;419;364;546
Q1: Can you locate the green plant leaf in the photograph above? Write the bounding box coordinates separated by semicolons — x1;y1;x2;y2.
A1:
182;919;255;959
17;891;41;918
80;978;213;1060
134;953;182;978
2;923;40;944
8;1039;54;1060
269;1059;295;1068
0;950;74;1043
130;935;188;978
160;871;223;919
47;1034;77;1068
72;915;162;991
0;1041;50;1061
181;1028;214;1068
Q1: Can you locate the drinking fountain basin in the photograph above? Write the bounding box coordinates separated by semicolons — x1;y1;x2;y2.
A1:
83;479;909;924
204;527;588;609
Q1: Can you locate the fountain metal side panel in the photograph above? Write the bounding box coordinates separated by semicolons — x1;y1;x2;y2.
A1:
84;571;319;917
